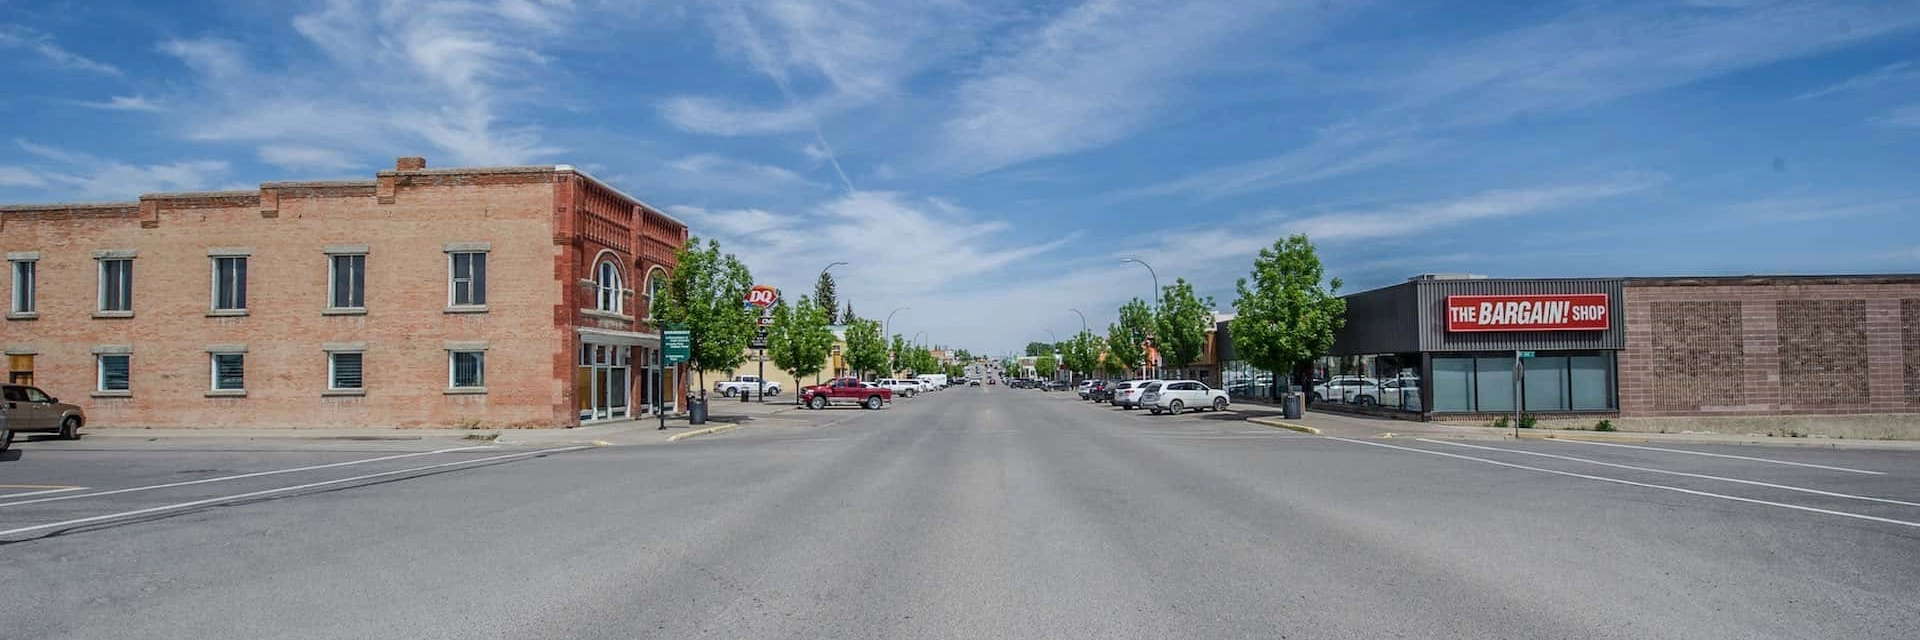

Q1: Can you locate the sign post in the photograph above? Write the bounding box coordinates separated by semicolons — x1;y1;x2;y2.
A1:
1513;351;1534;438
661;328;691;430
743;285;780;402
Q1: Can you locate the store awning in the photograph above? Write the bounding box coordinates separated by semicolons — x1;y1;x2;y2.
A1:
577;327;660;347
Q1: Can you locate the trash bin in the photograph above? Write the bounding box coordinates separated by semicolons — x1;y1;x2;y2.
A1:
1282;393;1303;420
689;397;709;425
741;388;751;403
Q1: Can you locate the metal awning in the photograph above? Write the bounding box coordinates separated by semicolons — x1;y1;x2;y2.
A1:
577;327;660;347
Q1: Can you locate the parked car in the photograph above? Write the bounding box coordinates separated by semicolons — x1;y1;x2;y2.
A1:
912;379;938;394
1110;380;1151;408
1312;376;1380;405
714;375;781;398
799;377;892;410
1076;380;1094;399
1044;380;1072;392
1141;380;1230;415
875;378;920;398
0;383;85;441
1088;379;1116;402
968;379;982;386
1379;377;1421;410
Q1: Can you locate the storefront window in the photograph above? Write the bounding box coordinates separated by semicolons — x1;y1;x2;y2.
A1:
1474;356;1515;412
1523;355;1569;411
1569;355;1613;410
1432;357;1474;412
1313;353;1421;412
1430;352;1614;413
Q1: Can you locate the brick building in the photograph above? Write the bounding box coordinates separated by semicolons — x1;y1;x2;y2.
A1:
1;157;691;429
1280;273;1920;422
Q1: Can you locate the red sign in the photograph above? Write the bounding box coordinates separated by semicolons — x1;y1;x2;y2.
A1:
1445;294;1610;332
744;285;779;309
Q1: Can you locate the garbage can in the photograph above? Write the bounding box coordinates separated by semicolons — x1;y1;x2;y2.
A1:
689;397;709;425
740;388;751;403
1281;393;1303;420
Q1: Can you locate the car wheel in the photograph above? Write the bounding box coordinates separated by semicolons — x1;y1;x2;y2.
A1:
1357;395;1376;407
809;396;827;410
1311;392;1323;402
1169;399;1185;415
723;388;737;398
0;424;12;453
1212;397;1228;412
865;396;884;410
59;416;81;440
1149;407;1162;415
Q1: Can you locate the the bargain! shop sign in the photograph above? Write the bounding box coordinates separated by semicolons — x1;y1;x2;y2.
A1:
1445;294;1609;332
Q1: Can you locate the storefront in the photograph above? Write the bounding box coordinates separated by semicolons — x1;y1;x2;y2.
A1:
576;328;678;423
1323;275;1625;418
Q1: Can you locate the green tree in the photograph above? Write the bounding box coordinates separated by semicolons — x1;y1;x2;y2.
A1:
842;302;855;325
1230;234;1346;399
1154;278;1216;371
814;272;839;324
953;348;972;363
1062;330;1100;379
889;334;911;375
1107;297;1153;377
768;296;836;404
1024;341;1053;357
654;237;755;390
1034;354;1057;377
843;318;888;380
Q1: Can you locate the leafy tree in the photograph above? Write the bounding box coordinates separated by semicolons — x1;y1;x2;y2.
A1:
1024;341;1054;357
814;272;839;324
768;296;836;403
654;237;755;390
1062;330;1100;379
1034;354;1057;377
953;348;972;363
889;334;911;374
843;318;888;380
843;302;855;325
1230;234;1346;399
1155;278;1216;371
1107;297;1152;376
945;363;965;378
1095;350;1125;378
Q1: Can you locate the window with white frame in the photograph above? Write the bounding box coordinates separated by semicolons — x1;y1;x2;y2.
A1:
97;354;130;392
450;351;485;388
329;351;364;390
449;252;487;307
596;260;623;314
212;353;245;391
10;259;34;314
99;258;133;312
212;257;248;311
330;254;366;309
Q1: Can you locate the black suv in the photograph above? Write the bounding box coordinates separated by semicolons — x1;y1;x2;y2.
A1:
1087;380;1114;402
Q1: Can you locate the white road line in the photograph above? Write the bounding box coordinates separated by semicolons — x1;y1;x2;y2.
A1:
1419;439;1920;508
0;445;499;509
0;487;89;499
1551;439;1885;475
1323;436;1920;530
0;446;590;540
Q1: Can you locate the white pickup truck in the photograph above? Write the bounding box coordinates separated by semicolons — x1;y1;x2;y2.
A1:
875;379;921;398
713;375;780;397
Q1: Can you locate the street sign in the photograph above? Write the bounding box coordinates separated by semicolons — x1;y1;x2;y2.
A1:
663;330;691;364
757;315;775;327
748;354;771;362
1517;351;1535;358
750;327;768;349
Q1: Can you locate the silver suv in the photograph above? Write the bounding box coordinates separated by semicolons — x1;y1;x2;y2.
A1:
1;383;86;449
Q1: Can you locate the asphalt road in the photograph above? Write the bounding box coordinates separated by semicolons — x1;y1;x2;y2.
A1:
4;387;1918;639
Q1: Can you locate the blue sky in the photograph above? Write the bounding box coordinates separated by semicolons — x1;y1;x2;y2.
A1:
2;0;1918;355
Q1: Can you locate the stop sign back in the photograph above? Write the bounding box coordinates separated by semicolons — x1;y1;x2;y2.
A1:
744;285;779;309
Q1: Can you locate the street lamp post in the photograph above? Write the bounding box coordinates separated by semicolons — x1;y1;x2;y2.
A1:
1121;258;1160;379
1068;308;1089;386
883;307;908;378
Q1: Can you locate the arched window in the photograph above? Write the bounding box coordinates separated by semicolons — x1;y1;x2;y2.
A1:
643;266;667;302
596;260;623;314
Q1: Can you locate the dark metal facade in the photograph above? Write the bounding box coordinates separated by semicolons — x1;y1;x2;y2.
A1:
1329;277;1626;355
1328;283;1420;356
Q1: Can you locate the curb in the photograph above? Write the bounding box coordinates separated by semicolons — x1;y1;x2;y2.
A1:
667;424;738;442
1246;417;1321;435
1513;430;1647;443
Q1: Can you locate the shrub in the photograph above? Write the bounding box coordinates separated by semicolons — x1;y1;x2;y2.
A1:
1492;415;1511;430
1594;419;1616;432
1518;414;1538;429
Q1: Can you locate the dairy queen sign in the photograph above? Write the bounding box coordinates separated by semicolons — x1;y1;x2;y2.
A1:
1445;294;1609;332
744;285;780;309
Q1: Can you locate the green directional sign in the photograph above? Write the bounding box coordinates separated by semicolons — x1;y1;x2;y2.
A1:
663;329;692;365
1516;351;1535;358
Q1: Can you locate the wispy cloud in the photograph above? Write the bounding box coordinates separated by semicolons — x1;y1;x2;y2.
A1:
663;153;830;195
938;0;1319;173
73;95;163;112
0;24;120;75
1794;60;1919;100
1276;176;1664;243
5;140;230;199
1875;103;1920;127
1721;195;1920;224
1124;123;1434;200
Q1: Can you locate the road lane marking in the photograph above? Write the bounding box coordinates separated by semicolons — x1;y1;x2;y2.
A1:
1550;439;1885;475
0;487;88;499
0;445;499;509
1419;439;1920;508
1323;436;1920;530
0;446;590;540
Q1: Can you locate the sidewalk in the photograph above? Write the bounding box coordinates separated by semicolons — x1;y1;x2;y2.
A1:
1237;404;1920;450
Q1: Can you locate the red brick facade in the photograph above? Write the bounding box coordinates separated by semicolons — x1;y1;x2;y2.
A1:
1619;276;1920;417
0;158;688;429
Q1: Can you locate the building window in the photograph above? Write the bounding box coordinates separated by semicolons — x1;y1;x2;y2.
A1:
8;353;34;385
1429;353;1615;413
596;260;623;314
449;252;487;307
212;257;248;311
97;355;130;392
99;258;133;312
450;351;485;388
212;353;245;391
10;260;34;314
330;254;366;310
329;352;364;390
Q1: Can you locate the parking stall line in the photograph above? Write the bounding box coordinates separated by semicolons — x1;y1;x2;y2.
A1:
1550;439;1885;475
0;486;88;499
0;445;499;509
1418;439;1920;508
1322;436;1920;530
0;446;591;540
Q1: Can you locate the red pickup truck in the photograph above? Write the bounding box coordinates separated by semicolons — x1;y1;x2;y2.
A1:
800;377;892;410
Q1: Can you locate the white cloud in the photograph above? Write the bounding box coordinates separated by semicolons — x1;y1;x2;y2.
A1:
257;145;361;172
1125;123;1434;200
658;96;820;136
666;154;827;194
0;166;49;188
74;95;163;112
1794;60;1919;100
8;140;230;199
0;24;120;75
1277;176;1665;243
938;0;1314;173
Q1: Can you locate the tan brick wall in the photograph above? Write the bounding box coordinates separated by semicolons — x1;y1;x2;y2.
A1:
1621;282;1919;418
1;178;566;428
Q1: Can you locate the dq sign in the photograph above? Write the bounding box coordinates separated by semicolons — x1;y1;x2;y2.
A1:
744;285;780;309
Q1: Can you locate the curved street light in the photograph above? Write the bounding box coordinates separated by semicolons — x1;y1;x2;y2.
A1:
883;307;909;340
1068;308;1089;335
1120;257;1160;306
